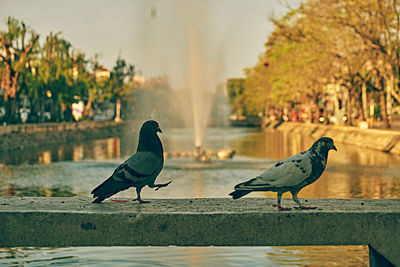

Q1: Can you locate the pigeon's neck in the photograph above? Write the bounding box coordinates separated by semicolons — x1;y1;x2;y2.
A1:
137;134;164;157
310;147;329;163
318;147;329;160
310;142;330;160
306;149;327;185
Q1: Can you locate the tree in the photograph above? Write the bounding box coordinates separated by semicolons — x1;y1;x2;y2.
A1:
242;0;400;128
0;17;137;124
243;57;272;116
226;78;246;115
0;17;39;123
105;56;134;121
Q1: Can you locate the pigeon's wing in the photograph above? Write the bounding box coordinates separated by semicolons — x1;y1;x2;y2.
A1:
237;151;312;190
114;151;162;183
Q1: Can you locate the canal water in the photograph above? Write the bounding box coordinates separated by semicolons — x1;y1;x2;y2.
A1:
1;126;400;266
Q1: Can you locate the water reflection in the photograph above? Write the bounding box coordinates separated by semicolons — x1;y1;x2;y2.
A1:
0;246;368;266
267;246;369;266
0;138;121;165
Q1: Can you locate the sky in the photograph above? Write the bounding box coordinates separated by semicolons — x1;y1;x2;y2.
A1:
0;0;291;89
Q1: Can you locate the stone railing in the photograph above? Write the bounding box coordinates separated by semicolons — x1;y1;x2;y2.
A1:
0;197;399;266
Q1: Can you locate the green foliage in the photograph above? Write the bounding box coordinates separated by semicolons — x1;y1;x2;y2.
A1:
102;56;134;101
0;17;136;124
226;78;246;115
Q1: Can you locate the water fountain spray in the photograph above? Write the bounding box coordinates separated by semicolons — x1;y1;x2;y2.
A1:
184;1;213;152
136;1;230;161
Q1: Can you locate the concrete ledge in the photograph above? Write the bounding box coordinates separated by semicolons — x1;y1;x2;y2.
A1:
0;197;399;265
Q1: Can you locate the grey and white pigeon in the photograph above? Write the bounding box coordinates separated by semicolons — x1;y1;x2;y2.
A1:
91;120;171;203
229;137;337;211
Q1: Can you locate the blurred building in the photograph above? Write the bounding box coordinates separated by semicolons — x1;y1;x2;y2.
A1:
94;67;111;82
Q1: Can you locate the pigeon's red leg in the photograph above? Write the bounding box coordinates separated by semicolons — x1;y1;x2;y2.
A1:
292;191;316;209
134;188;150;204
277;192;291;211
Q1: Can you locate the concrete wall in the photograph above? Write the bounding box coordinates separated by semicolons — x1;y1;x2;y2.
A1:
0;121;124;151
0;121;121;136
272;122;400;155
0;197;399;265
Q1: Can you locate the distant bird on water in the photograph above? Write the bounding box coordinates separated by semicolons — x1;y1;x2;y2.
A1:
91;120;171;203
229;137;337;211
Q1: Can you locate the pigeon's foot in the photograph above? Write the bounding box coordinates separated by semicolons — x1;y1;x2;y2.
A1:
277;204;291;211
295;206;317;210
154;181;172;191
133;199;150;204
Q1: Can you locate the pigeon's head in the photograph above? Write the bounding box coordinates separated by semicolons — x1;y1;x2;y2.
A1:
311;137;337;155
140;120;162;136
137;120;163;154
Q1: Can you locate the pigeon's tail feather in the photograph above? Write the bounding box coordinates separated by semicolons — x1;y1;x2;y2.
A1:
229;190;251;199
91;176;131;203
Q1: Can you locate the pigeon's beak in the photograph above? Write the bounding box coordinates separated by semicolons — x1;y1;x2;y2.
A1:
157;127;162;133
332;145;337;151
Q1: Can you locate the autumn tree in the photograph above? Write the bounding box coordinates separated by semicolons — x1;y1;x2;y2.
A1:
242;0;400;128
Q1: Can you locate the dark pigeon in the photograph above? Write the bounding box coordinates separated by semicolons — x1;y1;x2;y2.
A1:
229;137;337;211
91;120;171;203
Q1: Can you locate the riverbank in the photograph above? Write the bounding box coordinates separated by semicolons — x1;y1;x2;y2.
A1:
271;121;400;155
0;121;125;152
